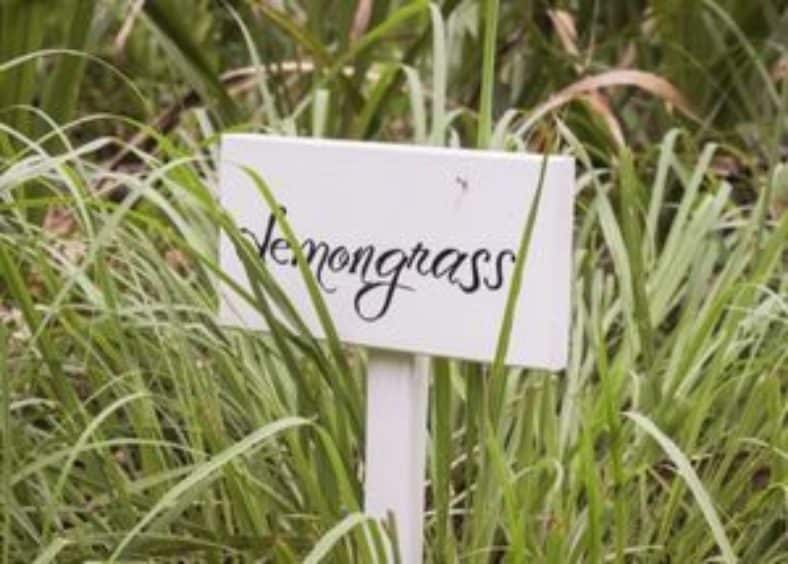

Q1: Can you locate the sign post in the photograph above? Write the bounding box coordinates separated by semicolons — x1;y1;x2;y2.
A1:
218;135;574;563
364;352;429;564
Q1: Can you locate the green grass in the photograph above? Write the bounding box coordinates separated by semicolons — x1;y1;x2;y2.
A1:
0;1;787;562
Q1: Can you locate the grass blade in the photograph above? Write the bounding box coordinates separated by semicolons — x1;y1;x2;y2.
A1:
32;538;72;564
109;417;309;561
618;147;655;368
476;0;500;149
625;411;737;564
142;1;242;124
490;148;551;381
40;0;96;128
303;513;378;564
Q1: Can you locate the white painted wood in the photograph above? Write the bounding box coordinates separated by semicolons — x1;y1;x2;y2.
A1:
219;134;574;370
364;351;429;564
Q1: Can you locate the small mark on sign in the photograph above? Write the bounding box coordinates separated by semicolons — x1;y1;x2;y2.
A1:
453;175;470;210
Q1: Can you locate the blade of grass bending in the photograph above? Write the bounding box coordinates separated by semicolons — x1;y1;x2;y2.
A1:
32;538;72;564
241;166;351;377
224;225;325;413
219;213;362;437
313;425;364;510
701;0;780;109
27;159;196;346
253;1;333;67
0;49;150;117
490;147;552;382
332;1;430;74
109;417;310;561
42;392;150;541
229;167;364;447
12;439;205;486
212;212;317;341
302;513;378;564
625;412;737;564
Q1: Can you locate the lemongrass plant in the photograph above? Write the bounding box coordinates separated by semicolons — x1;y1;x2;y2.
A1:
1;1;787;563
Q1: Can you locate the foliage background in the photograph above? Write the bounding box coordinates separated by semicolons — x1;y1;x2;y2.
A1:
0;0;786;562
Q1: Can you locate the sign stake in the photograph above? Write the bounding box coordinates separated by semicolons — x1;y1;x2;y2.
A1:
364;351;429;564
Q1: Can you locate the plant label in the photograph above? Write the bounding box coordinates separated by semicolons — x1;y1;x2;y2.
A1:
219;134;574;370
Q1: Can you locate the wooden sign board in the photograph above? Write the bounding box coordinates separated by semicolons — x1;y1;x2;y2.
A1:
218;134;574;370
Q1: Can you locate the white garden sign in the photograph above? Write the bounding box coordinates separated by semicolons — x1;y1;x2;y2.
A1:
218;134;574;563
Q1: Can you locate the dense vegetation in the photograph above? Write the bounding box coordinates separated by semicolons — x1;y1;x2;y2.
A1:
1;0;786;562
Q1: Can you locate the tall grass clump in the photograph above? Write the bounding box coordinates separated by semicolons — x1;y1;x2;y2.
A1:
1;0;787;562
